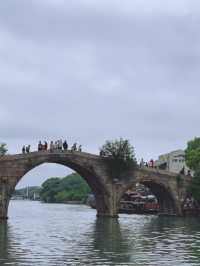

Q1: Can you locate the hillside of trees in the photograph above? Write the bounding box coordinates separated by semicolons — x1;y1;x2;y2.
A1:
40;173;91;203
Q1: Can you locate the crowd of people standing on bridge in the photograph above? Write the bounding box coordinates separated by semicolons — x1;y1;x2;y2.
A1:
139;158;191;176
22;145;31;154
22;140;82;154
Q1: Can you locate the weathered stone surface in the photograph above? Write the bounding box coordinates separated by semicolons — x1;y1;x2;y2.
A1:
0;151;191;219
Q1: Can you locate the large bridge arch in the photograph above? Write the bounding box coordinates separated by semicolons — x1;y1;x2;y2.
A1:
14;154;107;197
0;151;115;219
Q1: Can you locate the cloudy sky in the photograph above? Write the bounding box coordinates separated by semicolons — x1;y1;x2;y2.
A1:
0;0;199;187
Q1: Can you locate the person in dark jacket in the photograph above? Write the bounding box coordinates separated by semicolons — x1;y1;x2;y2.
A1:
63;140;68;150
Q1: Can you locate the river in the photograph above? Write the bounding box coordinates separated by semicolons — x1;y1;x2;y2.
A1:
0;201;200;265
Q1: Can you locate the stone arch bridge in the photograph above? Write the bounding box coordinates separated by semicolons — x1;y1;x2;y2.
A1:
0;151;191;219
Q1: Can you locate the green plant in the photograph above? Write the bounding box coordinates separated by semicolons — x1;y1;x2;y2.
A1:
100;138;137;180
0;143;7;156
176;174;183;187
185;137;200;171
188;166;200;201
185;138;200;202
40;173;91;203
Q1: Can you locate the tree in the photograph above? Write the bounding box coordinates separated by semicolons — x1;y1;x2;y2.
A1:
185;137;200;202
185;137;200;170
40;178;61;203
100;138;137;180
188;166;200;201
0;143;7;156
40;173;91;203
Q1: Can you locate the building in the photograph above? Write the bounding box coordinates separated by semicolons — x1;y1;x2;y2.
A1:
155;149;192;175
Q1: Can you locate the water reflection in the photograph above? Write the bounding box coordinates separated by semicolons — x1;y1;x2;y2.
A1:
0;222;8;265
119;215;200;266
1;201;200;265
0;222;21;266
91;218;131;265
142;216;200;265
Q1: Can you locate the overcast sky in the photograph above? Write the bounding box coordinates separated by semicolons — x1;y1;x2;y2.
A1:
0;0;199;187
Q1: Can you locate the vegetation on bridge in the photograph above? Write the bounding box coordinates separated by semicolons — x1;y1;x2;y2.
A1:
40;173;91;203
0;143;7;155
185;137;200;201
100;138;137;180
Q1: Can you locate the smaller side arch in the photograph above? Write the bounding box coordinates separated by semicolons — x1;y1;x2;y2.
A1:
139;180;179;215
116;175;182;216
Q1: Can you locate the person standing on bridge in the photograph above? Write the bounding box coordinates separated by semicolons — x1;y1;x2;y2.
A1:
22;145;26;154
26;145;30;153
38;141;42;151
78;145;82;152
140;158;144;168
50;141;54;152
71;143;77;152
149;159;154;168
44;141;48;151
54;140;58;150
63;140;68;150
180;167;185;175
58;139;63;150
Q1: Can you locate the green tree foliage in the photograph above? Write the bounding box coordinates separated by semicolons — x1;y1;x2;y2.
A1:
0;143;7;156
185;137;200;201
40;178;61;203
185;137;200;170
100;138;137;180
176;174;183;187
40;173;91;203
188;167;200;201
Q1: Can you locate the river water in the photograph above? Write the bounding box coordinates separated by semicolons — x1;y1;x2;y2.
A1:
0;201;200;266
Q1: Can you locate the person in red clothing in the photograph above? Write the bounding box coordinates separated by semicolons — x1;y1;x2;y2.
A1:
149;159;154;168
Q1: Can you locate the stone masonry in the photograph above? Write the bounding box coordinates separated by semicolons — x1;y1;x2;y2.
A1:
0;151;191;219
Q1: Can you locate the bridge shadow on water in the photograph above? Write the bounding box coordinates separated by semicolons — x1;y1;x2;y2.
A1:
0;222;7;262
0;222;18;265
1;214;200;265
0;221;34;266
0;217;131;265
90;218;131;264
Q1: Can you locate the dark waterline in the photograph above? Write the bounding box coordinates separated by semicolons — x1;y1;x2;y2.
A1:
0;201;200;265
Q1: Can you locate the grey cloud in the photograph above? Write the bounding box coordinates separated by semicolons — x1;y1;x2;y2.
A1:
0;0;199;166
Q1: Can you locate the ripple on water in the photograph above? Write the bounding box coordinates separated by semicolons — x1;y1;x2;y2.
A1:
0;201;200;265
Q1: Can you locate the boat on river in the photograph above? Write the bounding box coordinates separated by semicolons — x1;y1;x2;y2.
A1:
119;200;159;214
119;193;159;214
87;192;159;214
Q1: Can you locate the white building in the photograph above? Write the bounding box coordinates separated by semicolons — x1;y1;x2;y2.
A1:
155;149;192;175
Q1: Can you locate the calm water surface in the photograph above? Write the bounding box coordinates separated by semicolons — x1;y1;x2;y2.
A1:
0;201;200;265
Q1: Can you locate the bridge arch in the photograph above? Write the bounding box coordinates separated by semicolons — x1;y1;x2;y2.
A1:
0;152;189;219
138;179;178;214
117;168;182;215
0;151;113;219
14;155;106;197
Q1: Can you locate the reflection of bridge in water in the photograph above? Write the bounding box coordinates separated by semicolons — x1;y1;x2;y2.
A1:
0;151;191;219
